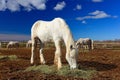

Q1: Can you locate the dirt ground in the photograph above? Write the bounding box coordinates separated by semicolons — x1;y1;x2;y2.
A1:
0;48;120;80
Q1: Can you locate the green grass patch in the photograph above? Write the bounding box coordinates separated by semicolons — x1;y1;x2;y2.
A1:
0;55;18;60
0;55;7;60
25;65;56;74
25;65;97;79
57;65;96;79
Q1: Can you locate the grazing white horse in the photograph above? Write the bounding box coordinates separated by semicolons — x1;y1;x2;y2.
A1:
76;38;94;50
26;40;32;48
31;18;79;69
7;41;19;49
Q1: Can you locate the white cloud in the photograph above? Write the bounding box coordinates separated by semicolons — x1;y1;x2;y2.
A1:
54;1;66;11
7;0;20;12
89;10;111;19
82;20;86;24
76;10;117;21
92;0;103;2
76;10;118;24
0;34;30;41
76;4;82;10
113;16;118;18
0;0;6;11
0;0;47;12
74;4;82;10
30;0;46;10
89;10;102;15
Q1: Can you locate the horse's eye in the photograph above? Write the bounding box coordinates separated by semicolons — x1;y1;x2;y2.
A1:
70;45;73;50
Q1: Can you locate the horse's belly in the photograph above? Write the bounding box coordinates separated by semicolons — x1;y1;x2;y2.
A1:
37;25;62;42
37;32;52;42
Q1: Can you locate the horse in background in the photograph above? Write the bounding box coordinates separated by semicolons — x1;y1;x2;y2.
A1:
7;41;19;49
76;38;94;50
26;40;32;48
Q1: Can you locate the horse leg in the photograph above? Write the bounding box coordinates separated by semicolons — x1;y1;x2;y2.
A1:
30;37;37;65
28;43;30;48
28;44;30;48
26;43;27;48
65;50;73;68
39;42;45;64
88;44;91;51
27;43;28;48
92;40;94;50
54;40;62;70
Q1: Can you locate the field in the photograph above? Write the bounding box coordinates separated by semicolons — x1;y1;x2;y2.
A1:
0;46;120;80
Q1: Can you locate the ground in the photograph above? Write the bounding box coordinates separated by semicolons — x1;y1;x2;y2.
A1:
0;48;120;80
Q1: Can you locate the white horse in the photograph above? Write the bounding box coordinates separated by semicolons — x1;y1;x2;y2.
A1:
76;38;94;50
31;18;79;70
26;40;32;48
7;41;19;49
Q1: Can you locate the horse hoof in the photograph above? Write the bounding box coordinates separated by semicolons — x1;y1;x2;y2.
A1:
30;63;34;66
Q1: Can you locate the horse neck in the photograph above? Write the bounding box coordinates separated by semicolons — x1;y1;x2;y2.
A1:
63;30;74;52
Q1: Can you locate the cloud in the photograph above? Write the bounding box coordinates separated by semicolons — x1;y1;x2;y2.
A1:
0;0;47;12
7;0;20;12
81;20;86;24
113;16;118;18
89;10;104;15
89;10;111;19
0;34;30;41
92;0;103;2
76;10;117;21
0;0;6;11
53;1;66;11
74;4;82;10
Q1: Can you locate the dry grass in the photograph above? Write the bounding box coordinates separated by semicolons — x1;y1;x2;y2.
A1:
25;65;56;74
25;65;97;79
0;55;18;60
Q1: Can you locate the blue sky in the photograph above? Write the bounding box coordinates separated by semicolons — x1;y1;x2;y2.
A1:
0;0;120;41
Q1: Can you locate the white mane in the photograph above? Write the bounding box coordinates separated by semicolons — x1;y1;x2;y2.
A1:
31;18;78;69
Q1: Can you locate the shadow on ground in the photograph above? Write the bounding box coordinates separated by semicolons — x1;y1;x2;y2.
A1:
78;61;117;71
